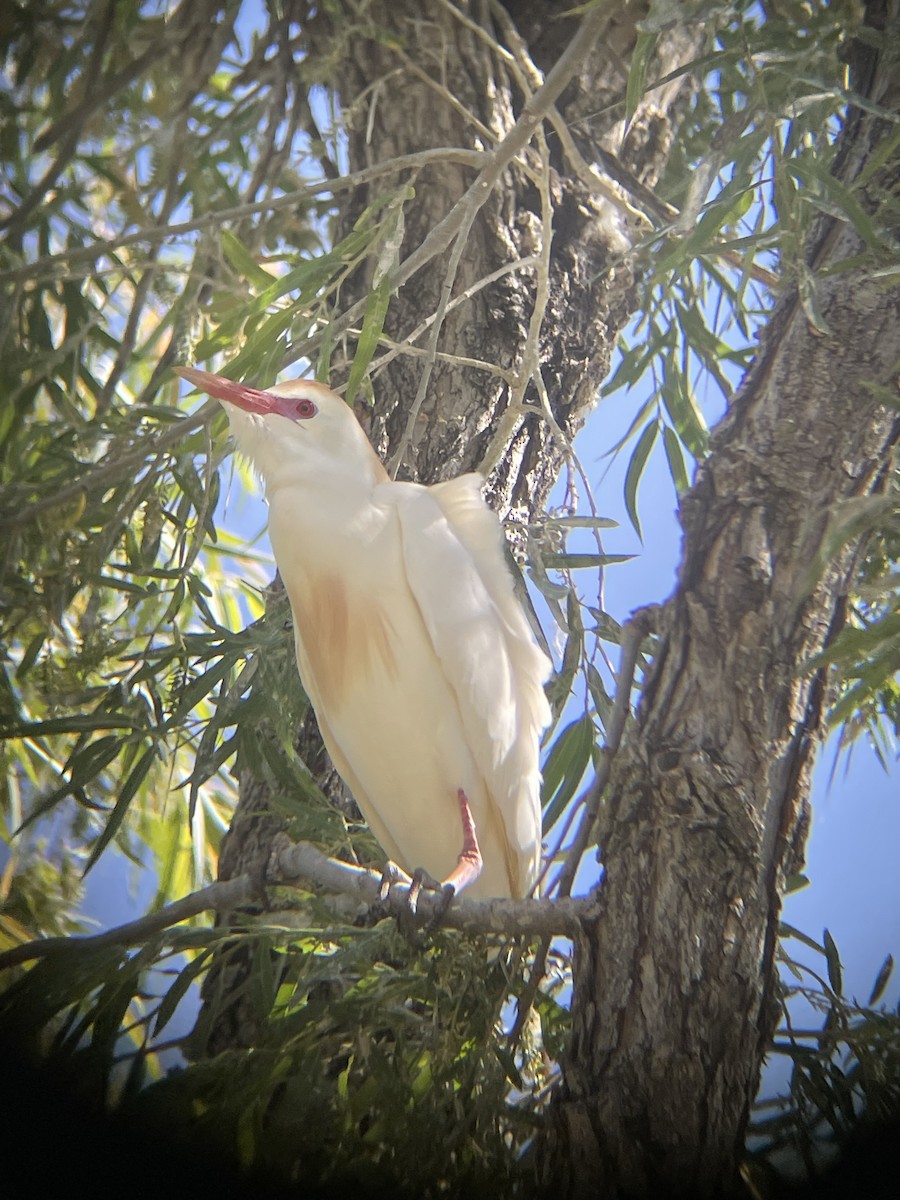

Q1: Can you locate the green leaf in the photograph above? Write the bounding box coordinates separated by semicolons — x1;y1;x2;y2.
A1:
345;272;391;405
784;873;810;894
544;590;582;725
660;359;708;460
787;159;885;253
0;714;139;738
822;928;843;995
68;735;123;788
778;922;825;954
544;515;619;531
539;552;635;570
797;262;832;336
868;954;894;1005
168;652;240;726
187;728;240;822
155;949;215;1036
541;713;595;833
83;744;158;875
16;632;46;677
662;424;689;493
220;229;276;291
586;662;612;727
624;420;658;541
625;31;657;127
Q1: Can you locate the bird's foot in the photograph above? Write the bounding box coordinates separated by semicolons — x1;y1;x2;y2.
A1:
377;790;483;943
377;863;454;943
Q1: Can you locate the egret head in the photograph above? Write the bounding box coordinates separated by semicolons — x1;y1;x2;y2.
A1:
175;366;384;489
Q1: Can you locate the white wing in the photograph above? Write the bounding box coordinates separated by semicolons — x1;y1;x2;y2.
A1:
382;475;550;896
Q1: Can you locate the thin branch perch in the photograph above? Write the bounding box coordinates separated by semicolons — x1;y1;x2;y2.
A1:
0;836;589;971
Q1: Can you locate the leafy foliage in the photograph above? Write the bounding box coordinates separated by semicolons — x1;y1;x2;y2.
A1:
750;925;900;1177
810;487;900;762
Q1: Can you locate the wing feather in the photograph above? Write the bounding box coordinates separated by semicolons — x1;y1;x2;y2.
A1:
383;477;550;896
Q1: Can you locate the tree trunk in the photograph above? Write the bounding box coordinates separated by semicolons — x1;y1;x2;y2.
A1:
195;0;700;1050
547;7;900;1195
304;0;698;509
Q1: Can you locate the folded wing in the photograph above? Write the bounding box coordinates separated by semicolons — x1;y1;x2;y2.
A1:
385;475;550;897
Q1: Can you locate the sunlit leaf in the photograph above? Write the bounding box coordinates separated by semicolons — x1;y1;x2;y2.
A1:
541;713;595;833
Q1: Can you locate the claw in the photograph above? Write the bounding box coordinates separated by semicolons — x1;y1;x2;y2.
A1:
379;860;404;903
407;865;441;917
428;882;456;929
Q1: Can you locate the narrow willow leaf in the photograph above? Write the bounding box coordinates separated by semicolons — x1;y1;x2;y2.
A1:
625;31;656;126
586;662;612;727
544;515;619;530
662;424;689;493
787;159;885;252
778;922;825;953
168;653;239;726
68;735;123;788
587;609;623;645
92;962;143;1055
16;632;45;677
345;273;391;405
1;714;138;738
604;388;662;458
868;954;894;1005
188;728;240;821
624;420;658;541
661;359;708;460
83;744;157;875
221;229;276;291
544;591;582;727
540;552;635;569
797;263;832;336
541;713;595;834
784;873;810;894
822;928;843;995
155;949;215;1036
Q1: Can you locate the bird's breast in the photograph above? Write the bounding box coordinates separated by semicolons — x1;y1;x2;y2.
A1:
290;570;399;712
268;489;407;713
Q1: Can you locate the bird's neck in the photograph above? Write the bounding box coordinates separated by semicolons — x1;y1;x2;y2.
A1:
262;445;386;511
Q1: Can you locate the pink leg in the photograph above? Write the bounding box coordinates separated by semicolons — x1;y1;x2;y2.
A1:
400;789;484;924
440;787;483;896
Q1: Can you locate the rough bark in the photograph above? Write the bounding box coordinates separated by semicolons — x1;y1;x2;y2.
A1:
303;0;697;508
195;0;701;1051
548;7;900;1195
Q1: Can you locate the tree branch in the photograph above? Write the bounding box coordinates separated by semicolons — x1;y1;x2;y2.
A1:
554;606;657;900
280;1;611;375
0;150;485;286
1;400;219;531
0;835;589;971
0;873;260;970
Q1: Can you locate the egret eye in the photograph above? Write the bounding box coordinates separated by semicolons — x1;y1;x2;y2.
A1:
294;398;317;419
